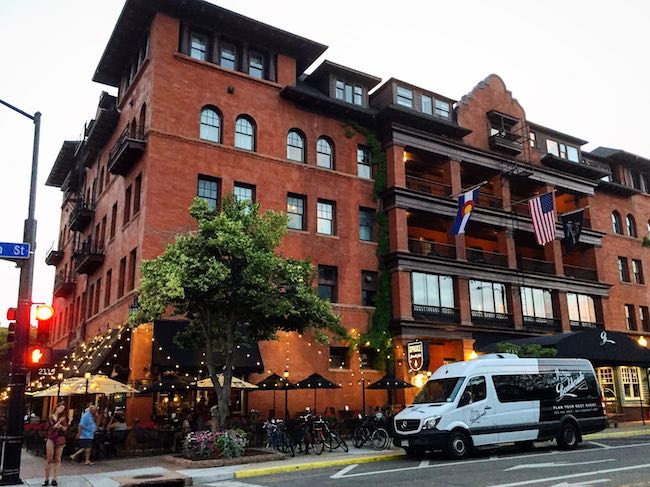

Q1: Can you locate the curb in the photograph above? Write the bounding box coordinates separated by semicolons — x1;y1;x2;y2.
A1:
585;428;650;440
234;452;405;479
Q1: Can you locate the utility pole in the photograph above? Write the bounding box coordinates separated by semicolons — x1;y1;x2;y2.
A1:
0;98;41;485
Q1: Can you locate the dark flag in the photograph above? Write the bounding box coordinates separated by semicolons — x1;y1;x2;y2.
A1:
561;209;584;250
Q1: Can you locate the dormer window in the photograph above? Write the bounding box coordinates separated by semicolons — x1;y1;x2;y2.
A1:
435;99;451;119
335;79;363;106
248;51;264;78
487;111;522;155
396;87;413;108
220;41;237;70
546;139;579;162
190;32;208;61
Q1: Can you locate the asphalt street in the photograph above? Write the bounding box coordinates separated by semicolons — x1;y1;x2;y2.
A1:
215;435;650;487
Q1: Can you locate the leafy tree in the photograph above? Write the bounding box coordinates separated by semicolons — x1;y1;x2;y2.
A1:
131;197;344;428
496;343;557;358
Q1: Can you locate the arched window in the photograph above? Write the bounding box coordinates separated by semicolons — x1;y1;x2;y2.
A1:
287;129;305;162
138;103;147;139
626;214;637;237
235;116;255;151
316;137;334;169
612;211;623;234
130;117;137;138
200;106;221;143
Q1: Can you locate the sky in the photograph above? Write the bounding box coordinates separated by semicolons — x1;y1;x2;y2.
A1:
0;0;649;327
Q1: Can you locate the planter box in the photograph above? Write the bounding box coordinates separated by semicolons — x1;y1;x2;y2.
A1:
164;449;284;468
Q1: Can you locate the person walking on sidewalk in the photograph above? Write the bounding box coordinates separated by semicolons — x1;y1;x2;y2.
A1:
43;402;68;486
70;405;97;465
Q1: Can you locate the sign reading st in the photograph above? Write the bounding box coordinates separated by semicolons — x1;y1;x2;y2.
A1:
407;340;429;372
0;242;30;260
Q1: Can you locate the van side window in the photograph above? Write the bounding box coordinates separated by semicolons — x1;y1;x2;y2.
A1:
493;372;599;403
459;376;486;407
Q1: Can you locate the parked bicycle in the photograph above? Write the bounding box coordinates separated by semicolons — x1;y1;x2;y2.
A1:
263;419;294;456
311;415;349;453
352;412;390;450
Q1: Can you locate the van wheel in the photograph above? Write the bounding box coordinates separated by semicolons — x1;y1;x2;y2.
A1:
515;440;534;450
404;446;426;458
446;430;471;459
557;423;579;450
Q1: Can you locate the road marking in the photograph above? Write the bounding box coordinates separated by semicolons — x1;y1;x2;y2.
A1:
206;481;268;487
505;459;614;471
418;460;430;468
587;441;611;449
550;480;610;487
486;462;650;487
330;441;650;479
331;464;358;479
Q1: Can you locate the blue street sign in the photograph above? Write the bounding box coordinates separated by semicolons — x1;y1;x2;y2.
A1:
0;242;31;260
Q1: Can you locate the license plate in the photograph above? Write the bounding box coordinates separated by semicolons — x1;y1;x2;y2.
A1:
400;439;409;447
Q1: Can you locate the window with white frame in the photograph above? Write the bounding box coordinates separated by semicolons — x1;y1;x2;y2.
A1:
287;193;306;230
434;99;451;119
317;200;335;235
620;366;641;399
287;130;305;162
357;145;372;179
235;116;255;150
396;86;413;107
316;137;334;169
421;95;432;115
597;367;616;401
190;32;208;61
200;107;221;143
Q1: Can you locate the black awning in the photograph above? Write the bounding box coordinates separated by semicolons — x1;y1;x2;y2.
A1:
479;329;650;367
152;320;264;374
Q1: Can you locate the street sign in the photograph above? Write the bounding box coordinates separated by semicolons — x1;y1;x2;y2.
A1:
0;241;30;259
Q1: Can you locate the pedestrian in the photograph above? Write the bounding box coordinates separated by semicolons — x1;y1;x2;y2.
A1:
69;404;97;465
43;402;68;486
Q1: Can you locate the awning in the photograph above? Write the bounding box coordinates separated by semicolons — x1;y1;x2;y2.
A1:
152;320;264;374
478;329;650;367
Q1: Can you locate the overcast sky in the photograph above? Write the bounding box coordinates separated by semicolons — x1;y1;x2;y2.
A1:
1;0;648;327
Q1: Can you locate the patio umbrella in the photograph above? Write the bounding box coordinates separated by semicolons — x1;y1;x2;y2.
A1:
33;375;138;397
140;375;193;393
366;373;414;412
295;373;339;413
254;373;296;421
195;375;258;390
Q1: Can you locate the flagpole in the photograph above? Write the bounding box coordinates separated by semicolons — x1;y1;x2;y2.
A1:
559;206;589;217
510;189;557;208
449;180;488;198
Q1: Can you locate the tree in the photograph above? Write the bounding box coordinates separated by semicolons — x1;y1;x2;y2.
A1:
496;343;558;358
131;197;344;428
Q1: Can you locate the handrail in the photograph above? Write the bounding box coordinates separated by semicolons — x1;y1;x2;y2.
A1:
405;175;451;197
408;238;456;259
564;264;598;281
466;248;508;267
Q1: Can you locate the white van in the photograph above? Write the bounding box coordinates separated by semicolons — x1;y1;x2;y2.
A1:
393;354;607;459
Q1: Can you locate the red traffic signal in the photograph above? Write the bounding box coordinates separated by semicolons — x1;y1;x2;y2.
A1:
27;346;52;366
6;307;17;321
35;304;54;344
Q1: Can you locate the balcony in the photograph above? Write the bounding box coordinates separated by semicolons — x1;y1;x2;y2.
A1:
523;316;562;333
408;239;456;259
518;256;555;275
45;244;64;266
476;192;503;210
570;320;604;330
73;237;104;275
489;132;523;155
467;248;508;267
107;128;146;176
541;153;611;180
413;304;460;323
53;270;76;297
564;264;598;281
471;310;513;328
406;175;451;198
69;198;94;232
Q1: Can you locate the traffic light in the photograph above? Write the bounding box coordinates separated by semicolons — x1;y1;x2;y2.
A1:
27;346;52;366
35;304;54;345
6;307;17;344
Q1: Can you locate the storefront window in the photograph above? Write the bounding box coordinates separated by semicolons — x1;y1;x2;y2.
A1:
597;367;616;401
412;272;454;309
620;366;641;399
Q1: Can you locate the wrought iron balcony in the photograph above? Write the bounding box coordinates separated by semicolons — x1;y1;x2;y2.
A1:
408;239;456;259
405;175;452;198
523;316;562;332
53;269;76;297
73;237;104;275
564;264;598;281
45;243;64;266
69;198;94;232
518;256;555;275
570;320;604;330
467;248;508;267
107;127;146;176
413;304;460;323
489;132;522;155
471;310;513;328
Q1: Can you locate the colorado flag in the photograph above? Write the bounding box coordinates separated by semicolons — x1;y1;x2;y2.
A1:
452;189;479;235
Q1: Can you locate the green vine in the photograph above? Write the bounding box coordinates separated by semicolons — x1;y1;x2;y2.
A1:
344;122;393;372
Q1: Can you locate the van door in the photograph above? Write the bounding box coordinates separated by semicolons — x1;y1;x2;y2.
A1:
457;376;498;446
491;374;539;444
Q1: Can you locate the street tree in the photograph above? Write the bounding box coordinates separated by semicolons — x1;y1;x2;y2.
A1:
130;197;344;428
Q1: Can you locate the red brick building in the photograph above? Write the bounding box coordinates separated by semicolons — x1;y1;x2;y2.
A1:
45;0;650;421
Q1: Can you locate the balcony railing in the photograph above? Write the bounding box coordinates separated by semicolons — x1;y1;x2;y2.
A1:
489;132;523;155
523;316;562;332
518;256;555;275
408;239;456;259
69;198;94;232
570;320;604;330
413;304;460;323
107;127;146;176
476;192;503;210
405;175;451;198
73;237;105;275
564;264;598;281
471;310;513;327
53;269;76;297
467;248;508;267
45;243;64;266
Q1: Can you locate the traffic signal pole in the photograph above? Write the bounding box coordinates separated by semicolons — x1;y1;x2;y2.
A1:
0;98;41;485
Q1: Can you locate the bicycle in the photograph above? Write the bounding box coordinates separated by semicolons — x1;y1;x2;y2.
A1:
263;419;295;456
312;416;349;453
352;412;390;450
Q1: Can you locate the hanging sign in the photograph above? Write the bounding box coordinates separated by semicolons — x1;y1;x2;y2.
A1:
407;340;429;372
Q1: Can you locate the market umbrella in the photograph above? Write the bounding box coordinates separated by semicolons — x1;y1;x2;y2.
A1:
254;373;296;421
295;373;339;413
34;375;138;396
140;375;193;393
366;373;414;412
195;375;258;390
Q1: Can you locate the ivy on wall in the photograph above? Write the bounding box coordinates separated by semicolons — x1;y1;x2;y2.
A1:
344;122;393;372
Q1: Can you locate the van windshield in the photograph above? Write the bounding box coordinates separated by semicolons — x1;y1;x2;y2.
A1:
413;377;465;404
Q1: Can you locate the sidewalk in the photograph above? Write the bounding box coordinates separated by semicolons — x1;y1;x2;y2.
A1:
16;422;650;486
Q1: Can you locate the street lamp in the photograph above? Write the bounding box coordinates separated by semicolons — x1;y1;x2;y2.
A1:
0;98;41;485
56;373;64;402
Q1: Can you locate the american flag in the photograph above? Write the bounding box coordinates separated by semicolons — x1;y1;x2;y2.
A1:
529;192;556;245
